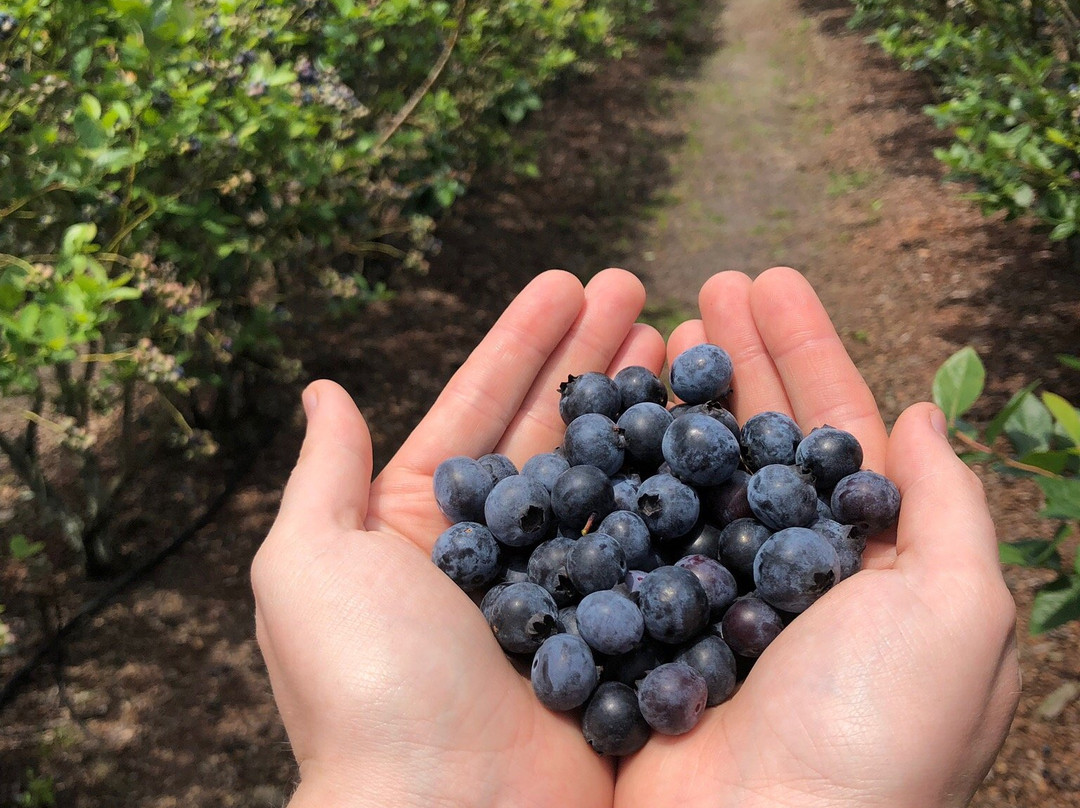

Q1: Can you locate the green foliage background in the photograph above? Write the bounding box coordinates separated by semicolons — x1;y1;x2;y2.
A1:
850;0;1080;250
0;0;654;567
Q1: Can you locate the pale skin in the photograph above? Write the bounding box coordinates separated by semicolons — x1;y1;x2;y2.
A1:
251;267;1020;808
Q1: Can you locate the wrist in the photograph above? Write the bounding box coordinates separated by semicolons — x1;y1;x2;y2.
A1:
286;775;429;808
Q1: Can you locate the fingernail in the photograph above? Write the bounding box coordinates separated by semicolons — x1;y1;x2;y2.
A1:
302;386;319;419
929;405;948;438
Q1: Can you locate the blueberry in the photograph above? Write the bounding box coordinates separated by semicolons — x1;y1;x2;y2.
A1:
501;551;531;584
598;510;652;570
602;639;666;687
559;604;581;637
675;634;737;707
636;473;700;541
521;452;571;491
795;426;863;490
700;469;754;528
754;526;841;613
638;566;710;644
484;475;553;547
830;470;901;537
740;411;804;471
563;413;625;476
669;344;734;405
816;495;835;522
674;554;738;621
582;682;651;756
716;518;772;584
681;400;741;441
431;522;501;591
479;453;519;485
531;634;599;711
719;594;784;657
666;521;723;562
576;590;645;655
611;473;642;512
551;465;616;531
662;412;740;486
480;582;511;623
617;402;673;471
566;532;628;595
613;365;668;409
812;518;864;581
668;403;695;419
624;569;649;594
559;372;621;424
637;662;709;735
488;582;561;655
433;456;493;524
746;464;818;530
527;537;578;606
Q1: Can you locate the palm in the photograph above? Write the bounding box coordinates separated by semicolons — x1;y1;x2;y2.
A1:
615;269;1018;808
254;268;666;807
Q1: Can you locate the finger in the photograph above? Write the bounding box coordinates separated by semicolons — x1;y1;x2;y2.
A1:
750;266;888;472
607;322;668;378
665;318;707;395
887;402;1002;579
275;380;374;535
698;270;793;422
495;267;649;462
388;270;585;475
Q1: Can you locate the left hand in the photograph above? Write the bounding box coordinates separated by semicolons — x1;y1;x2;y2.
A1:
252;268;665;808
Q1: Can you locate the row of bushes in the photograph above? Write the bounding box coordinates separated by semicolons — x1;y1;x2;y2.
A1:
850;0;1080;252
863;1;1080;631
0;0;655;572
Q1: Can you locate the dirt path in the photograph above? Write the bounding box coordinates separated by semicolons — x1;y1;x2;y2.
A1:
4;1;1080;806
633;0;833;298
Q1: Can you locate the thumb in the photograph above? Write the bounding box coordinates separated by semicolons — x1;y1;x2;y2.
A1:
275;379;373;537
886;402;1002;584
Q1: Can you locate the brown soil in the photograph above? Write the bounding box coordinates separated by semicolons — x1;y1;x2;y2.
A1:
3;0;1080;805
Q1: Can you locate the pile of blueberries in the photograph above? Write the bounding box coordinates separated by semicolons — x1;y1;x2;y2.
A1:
430;344;900;756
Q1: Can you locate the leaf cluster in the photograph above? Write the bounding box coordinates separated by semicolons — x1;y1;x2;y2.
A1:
0;0;655;569
934;347;1080;633
850;0;1080;247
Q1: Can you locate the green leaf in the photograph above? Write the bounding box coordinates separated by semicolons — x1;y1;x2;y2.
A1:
1004;392;1054;456
9;535;45;561
1037;476;1080;520
1030;574;1080;634
1043;392;1080;447
933;347;985;424
61;224;98;256
103;287;142;302
985;380;1040;444
1058;355;1080;371
1012;184;1035;208
80;94;102;121
999;538;1062;570
1050;221;1076;241
1018;449;1075;475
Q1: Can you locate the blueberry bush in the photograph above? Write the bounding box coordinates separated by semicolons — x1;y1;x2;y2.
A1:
850;0;1080;258
934;347;1080;633
0;0;654;571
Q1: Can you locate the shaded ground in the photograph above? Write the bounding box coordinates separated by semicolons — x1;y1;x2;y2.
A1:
3;0;1080;805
